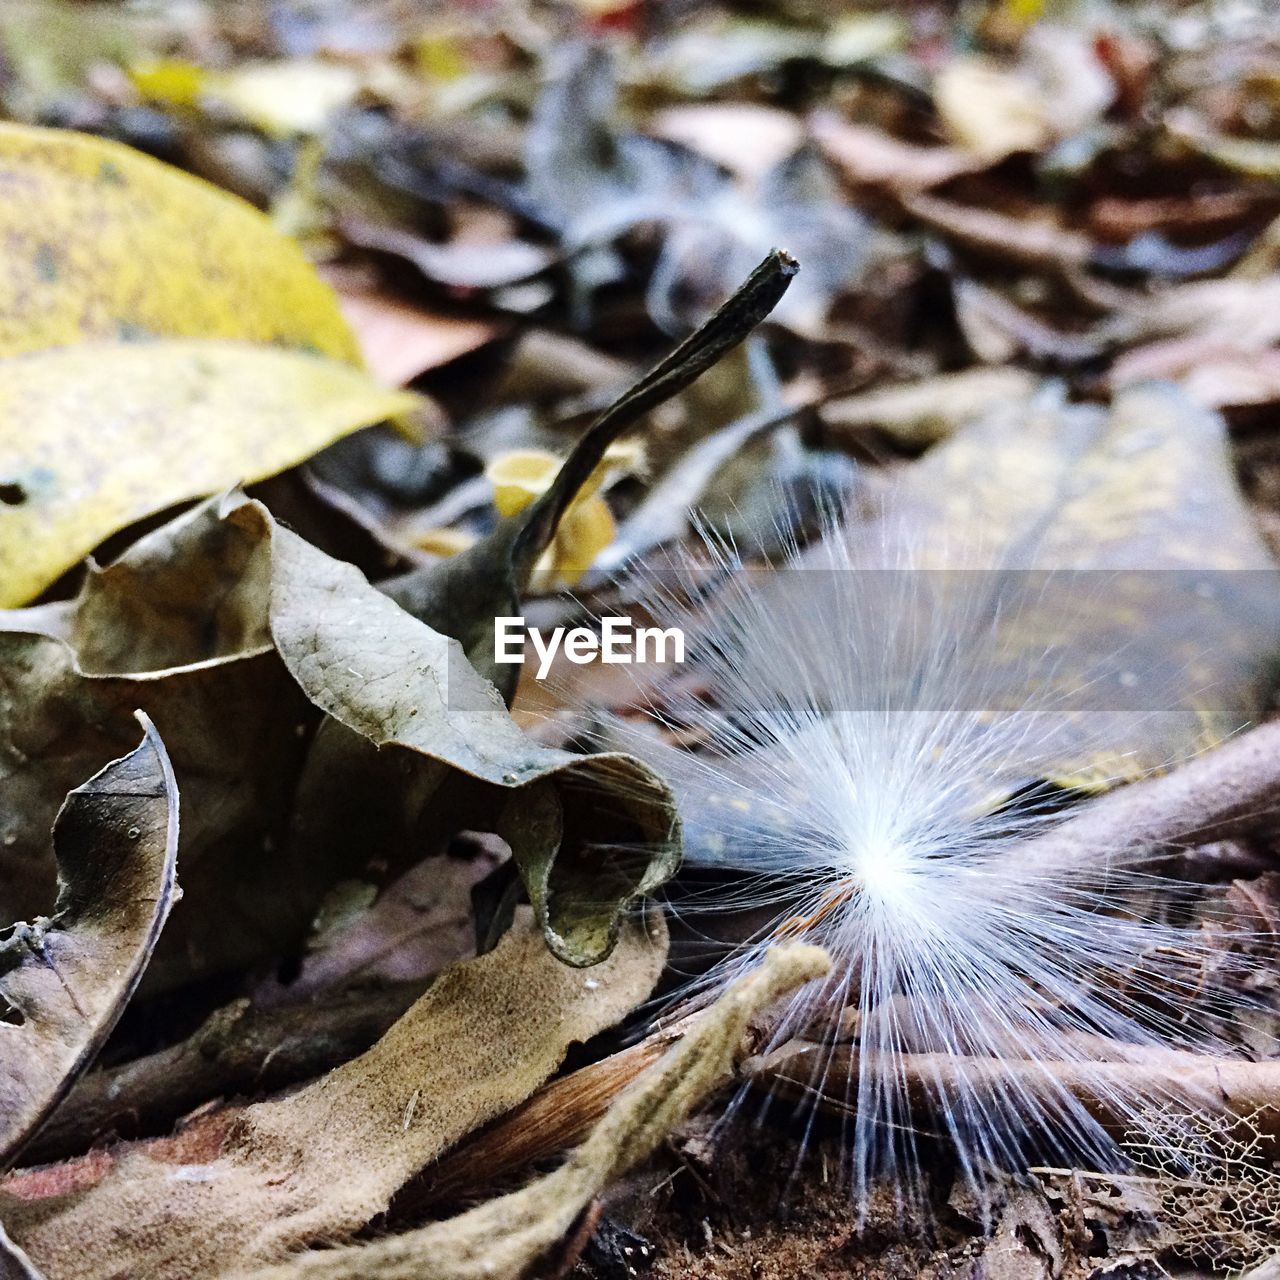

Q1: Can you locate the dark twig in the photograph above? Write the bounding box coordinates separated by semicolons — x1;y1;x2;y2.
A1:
512;249;800;578
25;984;424;1165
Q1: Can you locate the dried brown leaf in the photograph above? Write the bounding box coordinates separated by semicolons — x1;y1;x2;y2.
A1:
0;714;178;1167
903;192;1092;272
820;368;1039;448
331;282;499;387
811;112;984;195
3;488;681;978
0;501;314;991
254;494;680;966
235;943;830;1280
1;913;667;1279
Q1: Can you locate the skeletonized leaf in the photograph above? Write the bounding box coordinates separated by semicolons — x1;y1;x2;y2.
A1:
0;340;418;606
0;713;178;1167
1;914;667;1279
0;122;359;360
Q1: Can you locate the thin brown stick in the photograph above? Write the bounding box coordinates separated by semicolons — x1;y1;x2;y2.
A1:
745;1042;1280;1141
1004;720;1280;880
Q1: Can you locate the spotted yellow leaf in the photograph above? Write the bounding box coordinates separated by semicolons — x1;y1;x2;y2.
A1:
0;341;417;605
0;122;360;360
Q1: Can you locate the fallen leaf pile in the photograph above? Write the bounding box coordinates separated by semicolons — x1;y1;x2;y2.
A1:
0;1;1279;1278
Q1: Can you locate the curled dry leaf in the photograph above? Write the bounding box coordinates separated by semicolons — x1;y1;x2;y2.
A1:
257;495;680;966
903;191;1093;273
1;488;682;980
0;502;315;991
0;341;418;607
820;367;1039;449
650;103;803;182
235;942;830;1280
0;713;178;1168
1166;107;1280;180
0;913;667;1280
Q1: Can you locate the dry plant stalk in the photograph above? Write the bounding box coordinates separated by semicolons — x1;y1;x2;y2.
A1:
237;943;831;1280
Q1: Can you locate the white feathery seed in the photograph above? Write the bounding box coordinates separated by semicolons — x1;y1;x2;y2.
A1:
588;502;1270;1219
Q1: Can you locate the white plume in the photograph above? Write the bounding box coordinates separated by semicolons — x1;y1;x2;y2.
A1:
587;496;1270;1218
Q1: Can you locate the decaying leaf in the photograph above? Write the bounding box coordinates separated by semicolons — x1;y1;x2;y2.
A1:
0;341;418;606
0;122;359;361
861;381;1280;785
234;942;830;1280
2;488;682;977
0;713;178;1167
0;122;425;607
257;495;679;965
1167;107;1280;180
331;281;500;387
903;192;1094;273
524;43;856;333
0;912;668;1279
651;102;803;181
0;503;316;990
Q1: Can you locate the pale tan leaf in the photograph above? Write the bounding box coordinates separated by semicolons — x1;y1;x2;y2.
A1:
0;913;668;1279
235;943;830;1280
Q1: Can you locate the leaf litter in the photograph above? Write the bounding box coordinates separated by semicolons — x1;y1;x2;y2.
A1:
0;2;1280;1279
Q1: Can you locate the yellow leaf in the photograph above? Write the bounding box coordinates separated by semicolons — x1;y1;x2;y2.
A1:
415;527;479;558
413;34;469;82
0;123;360;362
486;444;642;587
1000;0;1047;22
205;61;362;138
0;340;418;606
129;59;206;108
